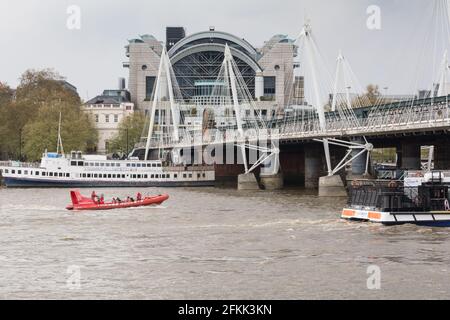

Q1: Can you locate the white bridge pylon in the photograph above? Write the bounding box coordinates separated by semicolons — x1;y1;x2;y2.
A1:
222;44;280;175
144;46;181;161
295;22;372;176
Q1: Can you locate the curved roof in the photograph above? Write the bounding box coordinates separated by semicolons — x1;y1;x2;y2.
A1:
168;30;258;58
170;43;262;73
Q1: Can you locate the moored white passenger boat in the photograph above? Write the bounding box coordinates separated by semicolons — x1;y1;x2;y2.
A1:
0;150;215;188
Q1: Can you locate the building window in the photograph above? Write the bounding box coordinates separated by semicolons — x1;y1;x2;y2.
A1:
105;115;110;123
264;76;276;96
146;76;156;99
114;114;119;123
95;114;99;123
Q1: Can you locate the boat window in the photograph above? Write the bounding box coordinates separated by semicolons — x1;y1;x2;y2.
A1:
137;163;141;167
71;161;77;166
122;174;125;178
132;174;136;178
137;174;142;179
66;173;69;177
49;172;53;177
100;163;105;167
108;174;111;178
202;173;206;178
18;170;22;175
5;169;8;174
126;163;130;167
144;174;148;179
116;163;120;167
183;173;186;178
82;174;86;178
11;170;15;174
94;174;98;178
174;174;178;178
197;173;201;178
103;174;107;178
146;164;151;167
157;163;162;167
151;174;154;178
87;174;91;178
35;171;39;176
95;163;99;167
189;174;192;178
132;163;136;168
42;172;46;176
77;161;83;166
106;163;110;167
24;170;28;175
59;173;63;177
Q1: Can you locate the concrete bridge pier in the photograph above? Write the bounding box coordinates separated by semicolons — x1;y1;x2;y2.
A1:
318;175;347;197
237;172;260;190
305;144;323;189
434;140;450;170
400;141;421;170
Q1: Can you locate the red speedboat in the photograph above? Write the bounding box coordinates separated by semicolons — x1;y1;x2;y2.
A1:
66;190;169;211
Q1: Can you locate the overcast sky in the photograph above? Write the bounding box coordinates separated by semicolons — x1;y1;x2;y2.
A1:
0;0;448;100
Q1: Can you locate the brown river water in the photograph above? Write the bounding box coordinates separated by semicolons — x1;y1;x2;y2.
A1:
0;187;449;299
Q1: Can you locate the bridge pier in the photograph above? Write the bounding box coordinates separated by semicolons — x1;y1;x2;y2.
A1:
351;138;368;176
319;175;347;197
238;172;260;190
400;141;421;170
434;140;450;170
304;144;323;189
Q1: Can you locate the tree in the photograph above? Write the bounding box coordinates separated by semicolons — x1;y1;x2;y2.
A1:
108;112;146;154
0;82;13;107
22;102;97;161
0;69;97;161
365;84;381;105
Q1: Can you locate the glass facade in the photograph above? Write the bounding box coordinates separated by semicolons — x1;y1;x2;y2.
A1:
172;51;255;101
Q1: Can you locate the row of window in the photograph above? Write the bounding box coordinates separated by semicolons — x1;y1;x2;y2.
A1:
1;168;207;180
95;114;120;123
70;161;162;168
2;169;69;178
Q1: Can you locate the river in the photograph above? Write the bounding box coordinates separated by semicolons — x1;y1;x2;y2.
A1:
0;187;449;299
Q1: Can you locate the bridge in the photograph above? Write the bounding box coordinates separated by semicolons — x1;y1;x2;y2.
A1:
135;6;450;194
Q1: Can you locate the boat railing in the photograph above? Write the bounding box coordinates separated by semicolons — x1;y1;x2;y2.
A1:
349;180;448;212
0;161;40;168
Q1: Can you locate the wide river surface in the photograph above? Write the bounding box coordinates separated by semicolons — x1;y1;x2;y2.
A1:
0;187;449;299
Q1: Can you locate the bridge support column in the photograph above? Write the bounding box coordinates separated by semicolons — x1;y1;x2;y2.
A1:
260;172;283;190
434;140;450;170
305;144;323;189
319;175;347;197
401;141;421;170
238;173;260;190
351;138;368;176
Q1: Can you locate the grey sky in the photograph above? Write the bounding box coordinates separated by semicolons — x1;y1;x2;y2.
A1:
0;0;447;100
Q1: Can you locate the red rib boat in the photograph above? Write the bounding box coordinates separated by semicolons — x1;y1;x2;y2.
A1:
66;190;169;211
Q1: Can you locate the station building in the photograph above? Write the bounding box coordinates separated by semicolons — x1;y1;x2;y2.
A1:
123;27;303;120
